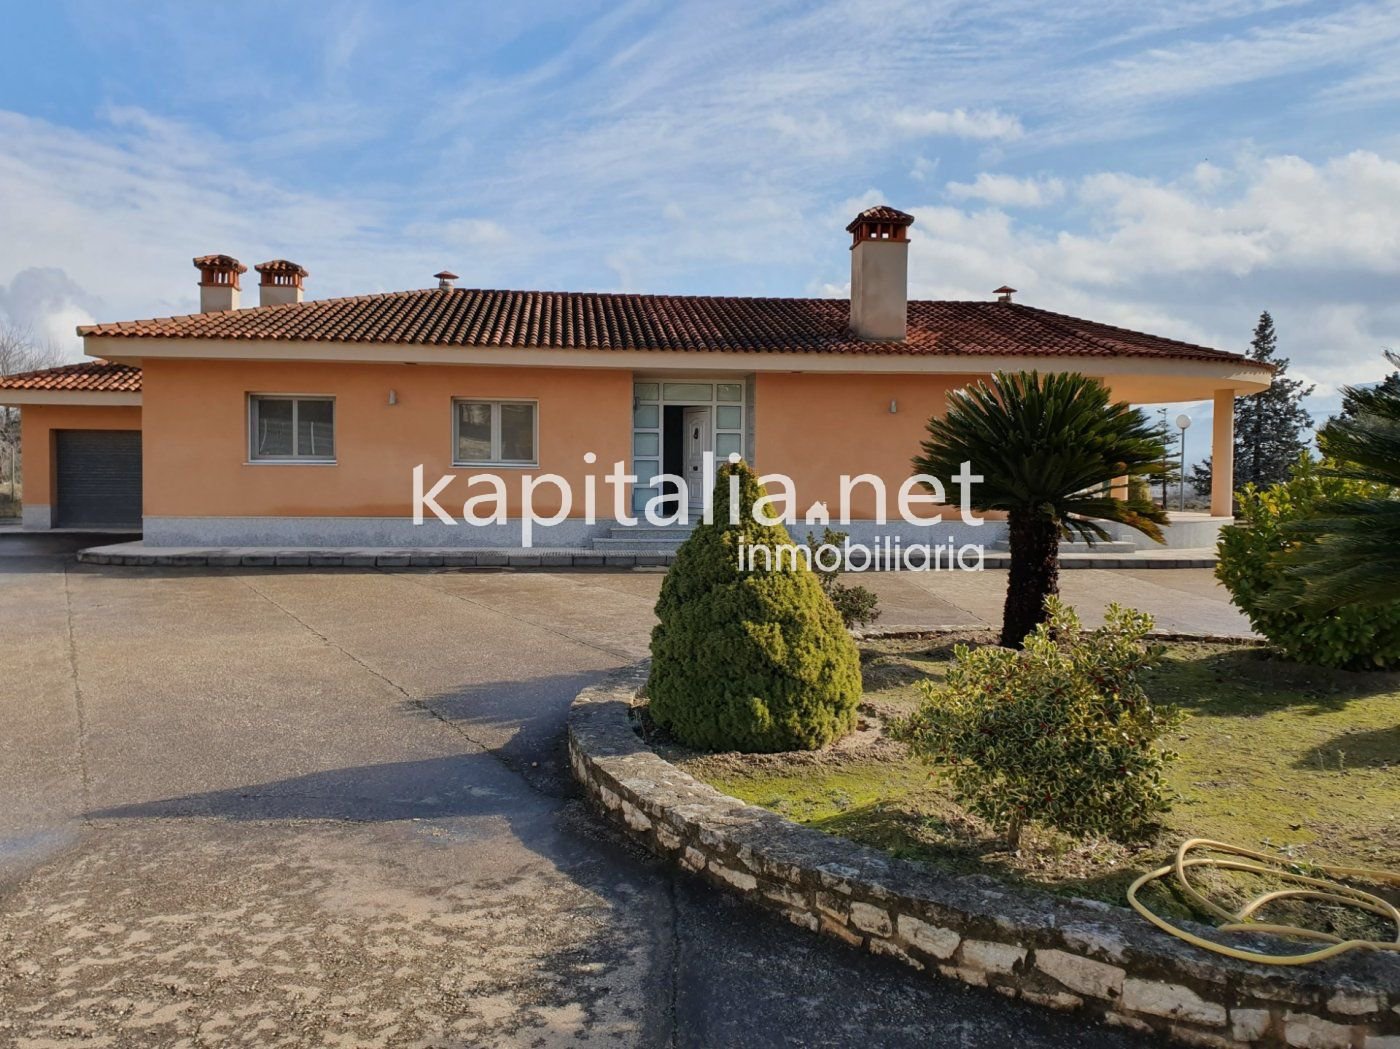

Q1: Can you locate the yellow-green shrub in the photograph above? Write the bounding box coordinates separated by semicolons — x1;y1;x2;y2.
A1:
1216;454;1400;670
895;600;1181;847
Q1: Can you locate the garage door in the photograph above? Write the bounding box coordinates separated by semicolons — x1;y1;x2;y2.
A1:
54;430;143;529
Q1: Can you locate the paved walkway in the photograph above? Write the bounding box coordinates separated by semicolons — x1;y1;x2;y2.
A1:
864;563;1253;636
0;543;1248;1047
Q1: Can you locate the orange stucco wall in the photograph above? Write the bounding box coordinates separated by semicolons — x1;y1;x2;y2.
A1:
754;372;982;517
20;403;142;507
140;358;632;517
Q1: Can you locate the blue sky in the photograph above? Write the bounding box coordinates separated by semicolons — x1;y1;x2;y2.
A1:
2;0;1399;434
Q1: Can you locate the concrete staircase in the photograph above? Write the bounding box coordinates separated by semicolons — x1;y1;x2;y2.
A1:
590;524;697;552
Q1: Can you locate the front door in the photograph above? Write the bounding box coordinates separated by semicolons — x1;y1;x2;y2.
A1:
683;406;712;511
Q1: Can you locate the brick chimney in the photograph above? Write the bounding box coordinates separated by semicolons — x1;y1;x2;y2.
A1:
846;205;914;342
254;259;309;307
193;254;247;312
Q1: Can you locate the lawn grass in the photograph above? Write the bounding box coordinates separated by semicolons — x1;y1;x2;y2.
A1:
672;636;1400;928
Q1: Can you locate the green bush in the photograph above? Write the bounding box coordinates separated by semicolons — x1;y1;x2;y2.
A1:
805;528;881;630
895;600;1181;847
648;461;862;752
1217;454;1400;670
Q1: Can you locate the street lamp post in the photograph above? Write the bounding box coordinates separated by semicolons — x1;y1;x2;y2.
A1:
1175;414;1192;512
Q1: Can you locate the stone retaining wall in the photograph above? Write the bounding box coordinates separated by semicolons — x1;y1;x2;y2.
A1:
568;663;1399;1048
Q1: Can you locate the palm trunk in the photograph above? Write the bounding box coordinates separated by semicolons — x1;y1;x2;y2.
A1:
1001;508;1060;647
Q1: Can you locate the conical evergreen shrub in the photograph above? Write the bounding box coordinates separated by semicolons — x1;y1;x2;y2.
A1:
647;460;861;752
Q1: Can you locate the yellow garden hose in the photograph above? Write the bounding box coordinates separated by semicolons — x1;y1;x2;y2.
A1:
1126;838;1400;965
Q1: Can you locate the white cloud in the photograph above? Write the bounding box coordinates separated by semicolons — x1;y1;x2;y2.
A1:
909;155;939;182
1042;1;1400;125
891;107;1024;141
436;219;512;249
0;268;102;360
1190;162;1229;191
1057;152;1400;283
904;151;1400;388
0;107;540;339
946;174;1065;207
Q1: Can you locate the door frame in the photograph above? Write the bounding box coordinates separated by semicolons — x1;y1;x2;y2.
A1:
630;375;751;517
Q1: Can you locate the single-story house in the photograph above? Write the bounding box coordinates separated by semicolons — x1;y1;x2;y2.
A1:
0;206;1270;549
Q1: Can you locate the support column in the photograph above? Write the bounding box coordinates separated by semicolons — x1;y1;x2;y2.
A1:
1211;389;1235;518
1110;475;1128;500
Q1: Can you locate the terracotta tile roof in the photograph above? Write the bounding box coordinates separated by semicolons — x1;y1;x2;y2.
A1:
0;360;142;393
254;259;309;277
76;289;1250;365
846;205;915;230
192;254;246;272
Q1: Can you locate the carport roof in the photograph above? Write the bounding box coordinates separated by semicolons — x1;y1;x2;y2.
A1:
0;360;142;392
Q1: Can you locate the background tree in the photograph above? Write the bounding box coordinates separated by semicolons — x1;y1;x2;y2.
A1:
1147;407;1181;508
0;323;63;504
1277;351;1400;611
913;371;1168;647
1191;311;1313;496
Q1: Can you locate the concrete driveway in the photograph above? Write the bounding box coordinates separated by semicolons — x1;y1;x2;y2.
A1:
0;541;1247;1048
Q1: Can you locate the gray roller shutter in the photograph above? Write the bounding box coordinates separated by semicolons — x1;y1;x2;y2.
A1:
54;430;142;529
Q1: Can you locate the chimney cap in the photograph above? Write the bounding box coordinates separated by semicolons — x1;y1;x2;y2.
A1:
192;254;247;289
994;285;1017;303
845;205;915;234
193;253;247;271
254;259;309;278
434;270;459;289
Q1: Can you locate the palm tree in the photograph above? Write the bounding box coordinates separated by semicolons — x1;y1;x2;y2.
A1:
1280;351;1400;609
913;371;1168;647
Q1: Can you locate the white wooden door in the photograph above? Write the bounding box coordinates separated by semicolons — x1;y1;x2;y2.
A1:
683;406;712;510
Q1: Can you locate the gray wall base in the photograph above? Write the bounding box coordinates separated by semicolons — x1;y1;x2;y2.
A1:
141;514;1226;552
143;516;617;549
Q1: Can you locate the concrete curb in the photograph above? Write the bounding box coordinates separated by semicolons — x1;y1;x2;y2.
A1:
568;663;1398;1048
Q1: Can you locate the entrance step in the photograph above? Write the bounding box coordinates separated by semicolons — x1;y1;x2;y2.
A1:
592;524;697;551
605;525;696;539
592;537;690;549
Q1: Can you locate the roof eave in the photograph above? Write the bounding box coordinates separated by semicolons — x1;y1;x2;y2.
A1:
0;389;142;407
79;334;1273;393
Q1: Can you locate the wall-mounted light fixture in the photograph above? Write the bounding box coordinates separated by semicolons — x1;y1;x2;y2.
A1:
889;399;898;414
388;390;398;406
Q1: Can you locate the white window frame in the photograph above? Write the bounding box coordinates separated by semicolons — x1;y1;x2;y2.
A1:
452;398;539;468
247;394;337;464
